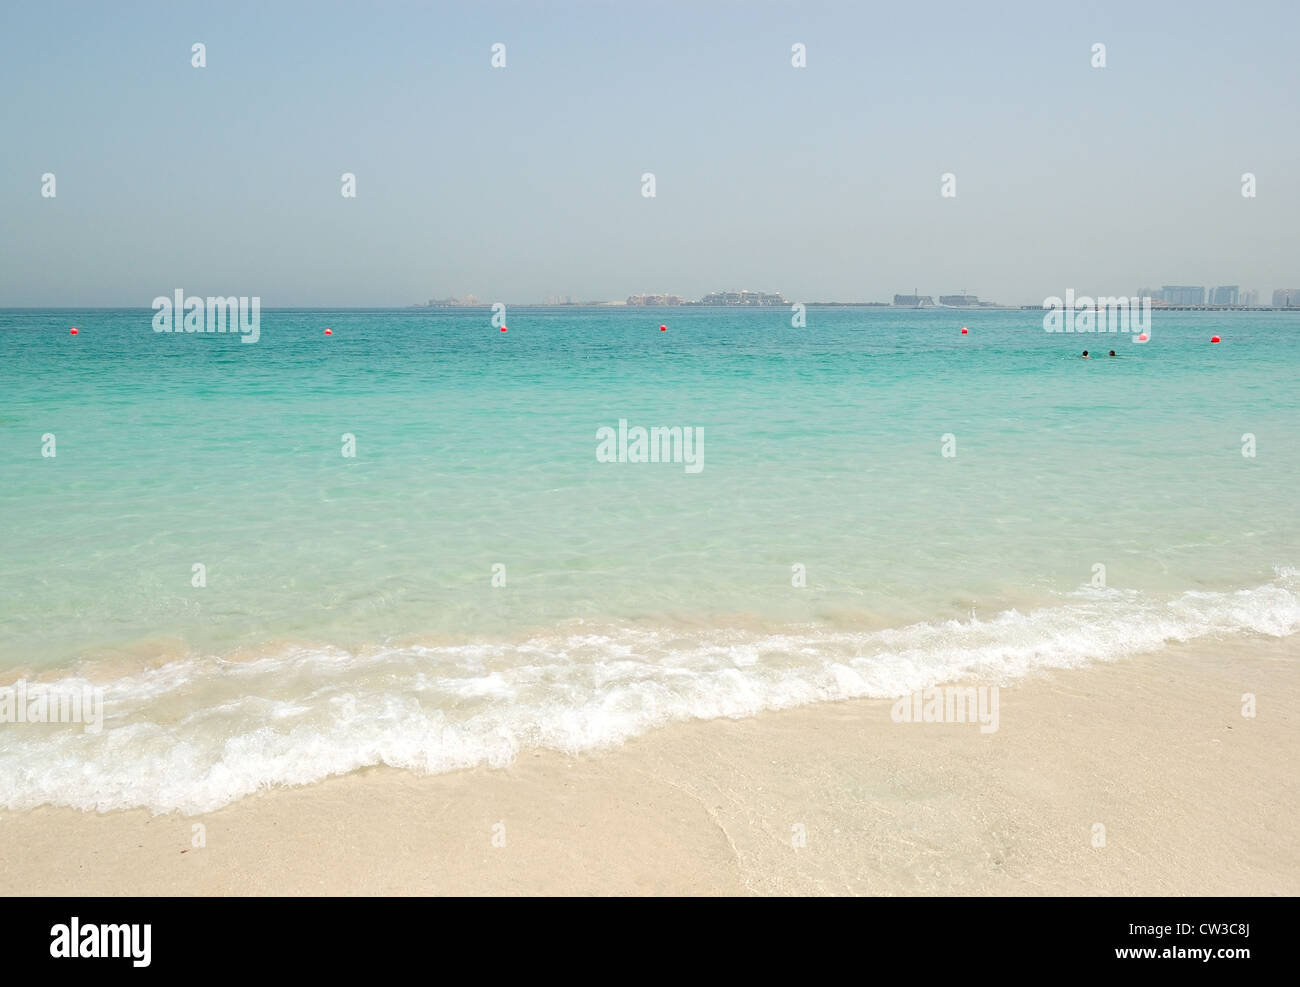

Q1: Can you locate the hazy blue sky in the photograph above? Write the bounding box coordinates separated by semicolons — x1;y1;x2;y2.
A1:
2;0;1297;306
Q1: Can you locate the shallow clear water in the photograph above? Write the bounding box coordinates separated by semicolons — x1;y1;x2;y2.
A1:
2;306;1297;811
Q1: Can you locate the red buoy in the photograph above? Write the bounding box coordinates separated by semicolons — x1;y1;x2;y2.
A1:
500;326;507;332
960;327;968;334
1211;335;1221;343
1137;333;1148;341
69;328;78;335
324;329;332;335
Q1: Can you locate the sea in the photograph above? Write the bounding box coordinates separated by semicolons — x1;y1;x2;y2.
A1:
1;305;1297;813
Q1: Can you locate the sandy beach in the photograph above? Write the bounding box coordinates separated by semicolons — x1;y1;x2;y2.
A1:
2;634;1295;896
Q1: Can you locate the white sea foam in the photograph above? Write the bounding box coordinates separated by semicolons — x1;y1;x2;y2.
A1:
2;570;1297;814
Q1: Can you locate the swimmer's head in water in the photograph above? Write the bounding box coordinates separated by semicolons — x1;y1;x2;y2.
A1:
1082;350;1089;357
1109;350;1116;357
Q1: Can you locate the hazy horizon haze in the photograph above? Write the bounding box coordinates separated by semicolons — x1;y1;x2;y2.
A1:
2;0;1297;306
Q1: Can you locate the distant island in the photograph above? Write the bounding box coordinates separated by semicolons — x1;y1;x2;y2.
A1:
412;289;1022;308
412;289;794;308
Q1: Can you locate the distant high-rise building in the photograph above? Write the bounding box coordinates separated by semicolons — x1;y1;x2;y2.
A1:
1161;285;1205;305
1272;288;1300;308
938;294;979;306
1240;289;1259;306
1210;285;1239;306
893;293;935;306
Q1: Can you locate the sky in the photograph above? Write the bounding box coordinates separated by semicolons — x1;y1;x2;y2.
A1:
1;0;1297;307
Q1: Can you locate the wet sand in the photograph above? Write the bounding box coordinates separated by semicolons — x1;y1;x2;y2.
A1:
2;635;1295;895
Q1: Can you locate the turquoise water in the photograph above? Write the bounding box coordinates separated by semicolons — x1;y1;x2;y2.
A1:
2;306;1298;812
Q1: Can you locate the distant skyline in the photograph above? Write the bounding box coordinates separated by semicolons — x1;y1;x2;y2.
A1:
2;0;1298;307
419;284;1297;308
